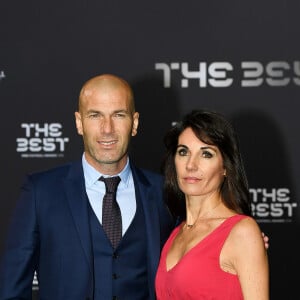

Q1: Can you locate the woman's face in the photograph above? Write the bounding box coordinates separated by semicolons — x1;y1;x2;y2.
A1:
175;127;226;198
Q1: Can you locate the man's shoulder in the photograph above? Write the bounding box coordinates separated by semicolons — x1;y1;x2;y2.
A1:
27;160;82;181
131;164;163;180
138;167;162;178
131;165;164;186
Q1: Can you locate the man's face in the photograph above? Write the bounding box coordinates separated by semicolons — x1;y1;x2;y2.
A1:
75;83;139;174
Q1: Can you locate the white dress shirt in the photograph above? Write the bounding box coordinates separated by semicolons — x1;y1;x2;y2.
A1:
82;154;137;235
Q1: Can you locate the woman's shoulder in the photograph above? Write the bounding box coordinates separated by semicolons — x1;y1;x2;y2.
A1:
221;215;266;272
229;215;264;247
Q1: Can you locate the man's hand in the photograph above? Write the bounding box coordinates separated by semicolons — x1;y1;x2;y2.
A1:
262;232;269;249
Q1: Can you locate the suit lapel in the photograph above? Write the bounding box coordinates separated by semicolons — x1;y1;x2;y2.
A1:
63;161;93;274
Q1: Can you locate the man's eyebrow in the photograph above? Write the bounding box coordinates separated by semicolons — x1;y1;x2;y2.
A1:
114;109;130;114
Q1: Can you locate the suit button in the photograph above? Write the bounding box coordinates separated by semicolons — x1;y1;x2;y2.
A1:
113;273;118;279
112;297;118;300
112;252;119;259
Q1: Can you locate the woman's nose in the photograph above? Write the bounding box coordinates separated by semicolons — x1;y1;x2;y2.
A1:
186;156;198;171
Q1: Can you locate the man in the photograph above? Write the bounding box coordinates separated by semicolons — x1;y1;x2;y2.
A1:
0;74;175;299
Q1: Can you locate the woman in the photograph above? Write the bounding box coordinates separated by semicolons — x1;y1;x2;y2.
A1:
155;110;269;299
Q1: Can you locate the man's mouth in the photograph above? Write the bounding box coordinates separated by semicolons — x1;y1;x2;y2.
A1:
99;140;117;146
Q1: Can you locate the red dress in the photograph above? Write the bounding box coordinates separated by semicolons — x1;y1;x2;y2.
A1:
155;214;247;300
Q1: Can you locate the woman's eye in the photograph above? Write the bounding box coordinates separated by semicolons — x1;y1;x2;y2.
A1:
202;151;213;158
177;148;188;156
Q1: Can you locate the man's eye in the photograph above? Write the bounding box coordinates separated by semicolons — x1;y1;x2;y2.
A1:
115;113;126;118
88;114;99;119
202;151;213;158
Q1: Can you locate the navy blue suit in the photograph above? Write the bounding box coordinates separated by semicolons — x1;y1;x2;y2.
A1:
0;160;174;300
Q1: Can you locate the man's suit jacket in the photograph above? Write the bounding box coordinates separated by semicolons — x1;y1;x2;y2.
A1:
0;159;175;300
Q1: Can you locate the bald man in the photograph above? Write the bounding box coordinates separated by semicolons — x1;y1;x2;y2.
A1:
0;74;175;300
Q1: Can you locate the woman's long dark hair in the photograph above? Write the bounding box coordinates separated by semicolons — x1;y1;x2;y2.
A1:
161;110;251;220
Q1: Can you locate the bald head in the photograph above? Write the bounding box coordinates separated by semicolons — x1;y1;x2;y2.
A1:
78;74;135;113
75;73;139;173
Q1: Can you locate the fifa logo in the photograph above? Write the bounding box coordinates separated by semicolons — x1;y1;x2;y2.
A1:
16;123;69;157
155;61;300;88
250;188;297;222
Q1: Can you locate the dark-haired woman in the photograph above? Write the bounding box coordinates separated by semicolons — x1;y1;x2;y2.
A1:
155;110;269;300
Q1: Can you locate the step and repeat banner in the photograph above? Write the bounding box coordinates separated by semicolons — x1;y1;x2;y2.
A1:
1;1;299;299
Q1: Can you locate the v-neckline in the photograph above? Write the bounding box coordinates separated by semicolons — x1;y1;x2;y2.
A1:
165;215;239;272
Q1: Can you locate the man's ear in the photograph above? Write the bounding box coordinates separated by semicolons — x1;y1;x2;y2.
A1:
132;112;139;136
75;111;83;135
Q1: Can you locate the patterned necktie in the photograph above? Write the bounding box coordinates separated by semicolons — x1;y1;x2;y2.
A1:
99;176;122;249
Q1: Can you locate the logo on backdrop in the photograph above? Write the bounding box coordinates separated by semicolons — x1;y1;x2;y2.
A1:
16;123;69;158
155;61;300;88
251;188;297;223
0;70;6;81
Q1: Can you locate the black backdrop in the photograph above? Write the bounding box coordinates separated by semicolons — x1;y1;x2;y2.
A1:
1;1;299;299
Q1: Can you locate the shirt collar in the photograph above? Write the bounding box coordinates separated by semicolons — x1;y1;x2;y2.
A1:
82;153;131;188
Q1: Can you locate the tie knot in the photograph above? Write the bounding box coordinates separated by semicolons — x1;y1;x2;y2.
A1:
100;176;121;193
